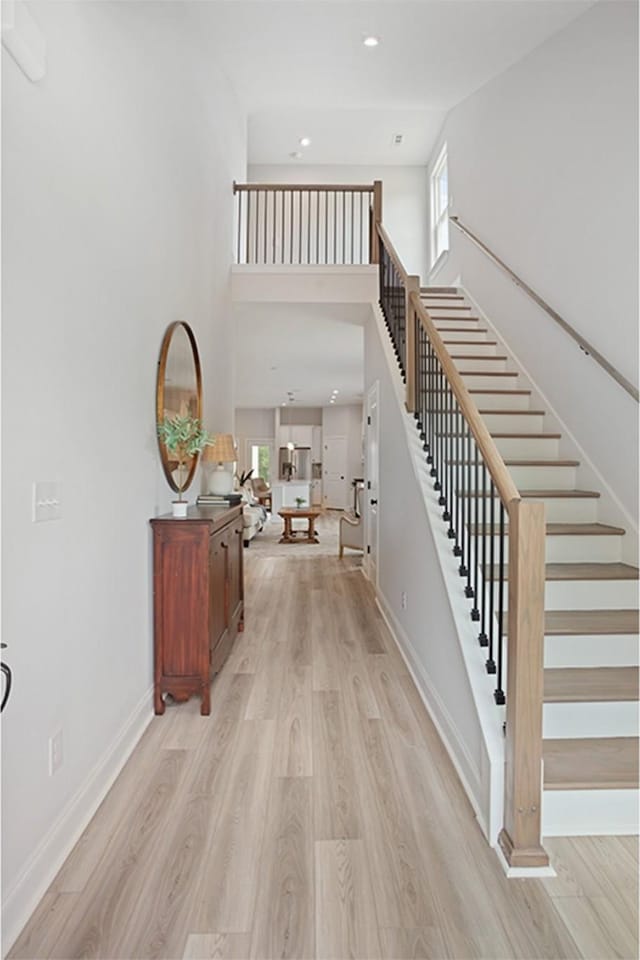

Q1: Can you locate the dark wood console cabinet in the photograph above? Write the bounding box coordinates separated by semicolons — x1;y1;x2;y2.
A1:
150;504;244;716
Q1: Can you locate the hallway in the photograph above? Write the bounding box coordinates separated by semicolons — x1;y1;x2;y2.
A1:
10;516;638;959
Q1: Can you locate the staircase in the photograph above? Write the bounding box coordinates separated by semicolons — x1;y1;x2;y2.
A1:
419;286;639;835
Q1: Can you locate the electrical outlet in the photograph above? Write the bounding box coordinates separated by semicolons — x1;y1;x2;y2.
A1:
49;729;63;775
401;591;408;610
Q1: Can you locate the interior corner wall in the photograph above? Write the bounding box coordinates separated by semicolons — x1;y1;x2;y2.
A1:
1;1;246;947
248;163;428;279
427;0;639;523
322;404;364;489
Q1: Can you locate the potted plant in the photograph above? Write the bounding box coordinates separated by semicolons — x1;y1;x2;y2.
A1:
157;414;214;517
295;496;306;508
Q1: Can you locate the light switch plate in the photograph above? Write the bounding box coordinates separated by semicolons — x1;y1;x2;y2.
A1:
33;481;62;522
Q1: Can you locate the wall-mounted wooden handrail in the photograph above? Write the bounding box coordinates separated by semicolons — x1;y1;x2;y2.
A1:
233;182;375;194
450;215;639;404
411;292;521;508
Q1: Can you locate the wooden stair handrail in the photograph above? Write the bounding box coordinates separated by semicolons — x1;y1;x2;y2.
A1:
411;292;521;508
450;215;639;404
233;181;375;194
376;223;410;284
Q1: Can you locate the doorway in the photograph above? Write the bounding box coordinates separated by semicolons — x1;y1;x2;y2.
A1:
322;435;348;509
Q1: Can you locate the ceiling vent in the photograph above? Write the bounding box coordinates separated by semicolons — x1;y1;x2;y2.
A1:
393;134;403;146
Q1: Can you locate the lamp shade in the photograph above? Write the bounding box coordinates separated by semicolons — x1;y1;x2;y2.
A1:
203;433;237;465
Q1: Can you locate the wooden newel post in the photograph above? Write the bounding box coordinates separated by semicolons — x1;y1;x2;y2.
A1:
405;278;420;413
499;498;549;868
370;180;383;264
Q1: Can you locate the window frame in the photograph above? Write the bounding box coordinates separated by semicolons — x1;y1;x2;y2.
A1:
430;144;449;268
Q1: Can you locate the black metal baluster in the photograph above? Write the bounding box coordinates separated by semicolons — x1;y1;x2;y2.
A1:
479;464;488;646
471;443;480;620
487;479;496;673
465;425;474;596
453;404;462;558
440;381;448;511
429;343;437;476
495;503;506;704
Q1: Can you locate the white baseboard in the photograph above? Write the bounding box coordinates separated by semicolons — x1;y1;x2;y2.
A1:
375;591;489;840
2;686;153;955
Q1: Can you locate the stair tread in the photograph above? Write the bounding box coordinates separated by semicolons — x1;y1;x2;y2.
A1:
437;327;489;334
422;304;472;310
433;317;481;323
545;609;639;635
443;340;498;346
449;354;508;360
471;522;625;536
488;562;639;581
544;667;639;703
504;458;579;466
459;370;519;377
421;287;459;293
543;737;639;790
460;489;600;500
477;409;545;415
468;389;531;396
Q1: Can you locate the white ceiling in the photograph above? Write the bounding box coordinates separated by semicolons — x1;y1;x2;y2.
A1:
194;0;594;166
234;302;368;408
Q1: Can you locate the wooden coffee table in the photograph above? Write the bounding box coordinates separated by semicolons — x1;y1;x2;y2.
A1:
278;507;321;544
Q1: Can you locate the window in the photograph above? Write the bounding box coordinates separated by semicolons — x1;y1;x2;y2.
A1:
430;145;449;266
250;443;272;482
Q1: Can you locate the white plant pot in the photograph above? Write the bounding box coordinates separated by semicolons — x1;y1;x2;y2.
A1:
172;500;188;518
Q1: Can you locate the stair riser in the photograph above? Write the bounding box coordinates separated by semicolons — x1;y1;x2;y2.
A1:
492;436;560;459
543;579;640;611
444;342;499;357
434;319;483;331
459;374;520;390
507;465;577;489
437;330;490;343
499;578;638;611
483;534;622;563
452;357;508;373
480;413;545;432
542;789;639;836
543;701;638;738
468;392;531;411
544;634;640;668
465;496;597;523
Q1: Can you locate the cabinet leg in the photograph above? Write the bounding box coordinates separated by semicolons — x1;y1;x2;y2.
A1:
154;687;165;716
201;683;211;716
238;616;245;632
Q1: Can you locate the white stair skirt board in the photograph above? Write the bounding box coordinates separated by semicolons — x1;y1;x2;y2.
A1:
543;788;640;836
545;633;640;668
543;701;639;739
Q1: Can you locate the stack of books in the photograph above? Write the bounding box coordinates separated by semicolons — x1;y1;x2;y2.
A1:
197;493;243;507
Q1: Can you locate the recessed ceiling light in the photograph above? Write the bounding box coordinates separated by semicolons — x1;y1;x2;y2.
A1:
299;137;311;147
332;389;339;394
363;35;379;47
289;151;302;159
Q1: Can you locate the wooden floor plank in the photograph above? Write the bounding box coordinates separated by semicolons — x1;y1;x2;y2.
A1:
250;777;314;959
312;690;362;840
273;663;313;777
182;933;251;959
315;839;382;959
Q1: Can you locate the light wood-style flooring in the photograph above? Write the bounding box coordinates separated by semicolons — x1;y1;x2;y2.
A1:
10;516;639;959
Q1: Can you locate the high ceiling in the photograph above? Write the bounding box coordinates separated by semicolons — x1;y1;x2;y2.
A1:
194;0;594;166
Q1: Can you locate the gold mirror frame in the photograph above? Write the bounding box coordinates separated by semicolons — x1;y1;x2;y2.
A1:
156;321;203;494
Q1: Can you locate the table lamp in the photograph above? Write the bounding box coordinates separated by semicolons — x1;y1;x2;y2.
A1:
203;433;237;495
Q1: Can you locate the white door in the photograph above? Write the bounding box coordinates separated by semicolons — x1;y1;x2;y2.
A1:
323;435;348;509
365;382;379;585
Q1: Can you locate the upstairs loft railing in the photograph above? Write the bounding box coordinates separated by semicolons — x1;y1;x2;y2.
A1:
233;181;382;266
377;222;548;870
450;215;639;404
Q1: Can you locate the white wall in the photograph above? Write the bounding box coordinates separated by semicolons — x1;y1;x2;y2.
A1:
364;305;500;837
1;2;246;947
249;164;428;278
322;404;364;493
427;0;639;523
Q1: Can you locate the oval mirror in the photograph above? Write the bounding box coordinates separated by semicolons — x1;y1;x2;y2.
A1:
156;321;203;494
